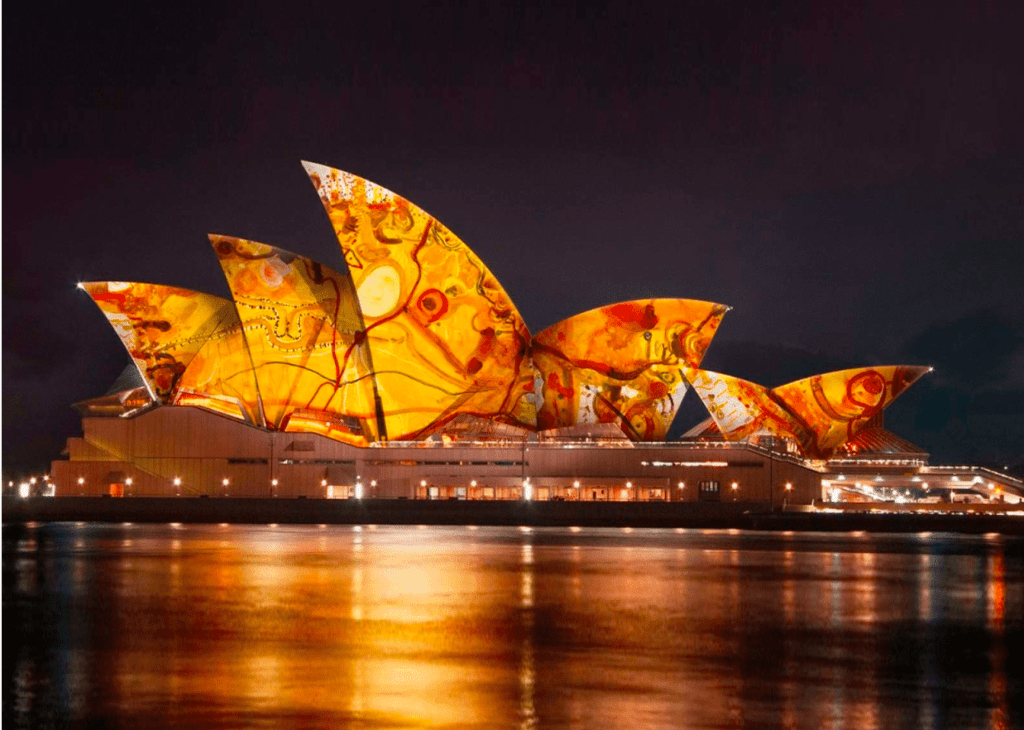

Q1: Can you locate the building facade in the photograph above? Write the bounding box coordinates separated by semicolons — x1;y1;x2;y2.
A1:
47;162;1023;506
50;404;1022;506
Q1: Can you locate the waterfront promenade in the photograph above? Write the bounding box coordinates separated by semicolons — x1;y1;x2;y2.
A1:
4;497;1023;535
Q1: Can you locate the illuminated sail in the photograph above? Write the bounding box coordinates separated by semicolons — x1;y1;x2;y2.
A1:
211;235;375;444
686;366;932;458
303;162;536;440
170;319;262;424
683;369;811;451
533;299;728;441
772;366;932;455
80;281;238;401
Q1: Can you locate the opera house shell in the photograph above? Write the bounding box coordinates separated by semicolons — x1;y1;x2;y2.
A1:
49;163;1022;505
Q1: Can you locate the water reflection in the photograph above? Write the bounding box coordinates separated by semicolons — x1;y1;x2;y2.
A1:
3;524;1022;729
520;540;536;730
987;551;1008;730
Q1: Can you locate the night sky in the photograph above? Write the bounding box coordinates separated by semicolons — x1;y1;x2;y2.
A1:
4;2;1023;474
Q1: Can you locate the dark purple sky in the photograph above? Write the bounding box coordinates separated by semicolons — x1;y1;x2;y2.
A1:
4;2;1023;472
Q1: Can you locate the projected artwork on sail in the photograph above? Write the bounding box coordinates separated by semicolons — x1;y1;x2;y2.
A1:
80;281;259;422
686;366;931;458
212;235;376;444
80;282;237;400
303;162;536;440
532;299;728;441
170;320;261;424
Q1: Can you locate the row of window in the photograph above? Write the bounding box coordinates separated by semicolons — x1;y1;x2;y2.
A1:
369;459;523;467
640;460;764;468
277;459;355;465
226;458;358;465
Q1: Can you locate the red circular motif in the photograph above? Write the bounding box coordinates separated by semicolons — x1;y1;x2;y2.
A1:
416;289;449;322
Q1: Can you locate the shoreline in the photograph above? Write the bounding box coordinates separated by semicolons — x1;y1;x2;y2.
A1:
3;497;1023;535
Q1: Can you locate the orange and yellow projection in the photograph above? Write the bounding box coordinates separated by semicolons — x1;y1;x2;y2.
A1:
685;366;931;459
81;282;237;400
211;236;376;445
303;162;536;440
533;299;728;441
81;281;261;423
170;320;263;424
79;161;933;454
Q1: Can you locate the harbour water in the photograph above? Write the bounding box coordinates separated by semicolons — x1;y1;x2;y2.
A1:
3;523;1021;729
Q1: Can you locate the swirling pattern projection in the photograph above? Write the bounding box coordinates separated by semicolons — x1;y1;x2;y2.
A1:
303;162;536;440
81;282;239;400
171;322;262;424
78;163;935;454
685;366;931;459
211;236;376;444
532;299;728;441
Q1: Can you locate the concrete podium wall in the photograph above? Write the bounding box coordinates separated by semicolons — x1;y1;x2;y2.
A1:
50;405;824;505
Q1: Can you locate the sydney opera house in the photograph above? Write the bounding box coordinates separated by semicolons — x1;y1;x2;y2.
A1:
50;162;1022;506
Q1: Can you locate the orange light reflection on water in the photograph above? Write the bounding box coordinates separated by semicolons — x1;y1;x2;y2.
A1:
5;524;1021;730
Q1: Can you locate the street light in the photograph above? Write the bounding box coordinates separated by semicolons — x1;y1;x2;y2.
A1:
731;482;738;501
